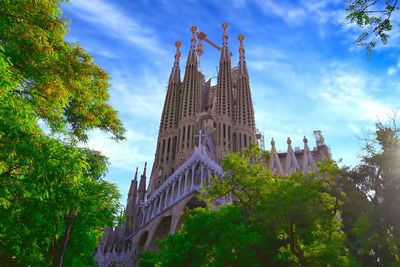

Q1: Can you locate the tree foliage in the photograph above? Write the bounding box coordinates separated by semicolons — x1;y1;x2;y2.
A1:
346;0;400;56
0;0;125;142
339;120;400;266
140;145;359;266
0;0;124;266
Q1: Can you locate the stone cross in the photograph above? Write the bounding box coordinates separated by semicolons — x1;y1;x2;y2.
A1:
195;129;207;150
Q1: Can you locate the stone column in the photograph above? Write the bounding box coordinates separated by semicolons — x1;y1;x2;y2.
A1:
145;206;150;223
191;165;195;190
151;201;156;218
141;207;146;226
184;170;188;195
177;175;182;198
157;192;163;213
170;181;175;203
200;165;204;187
164;187;169;209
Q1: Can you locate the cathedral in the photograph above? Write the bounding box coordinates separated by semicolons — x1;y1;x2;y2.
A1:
94;23;330;267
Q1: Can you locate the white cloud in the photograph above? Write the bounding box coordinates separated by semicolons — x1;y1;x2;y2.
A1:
253;0;344;27
387;60;400;75
96;50;118;58
65;0;166;55
254;0;306;25
85;129;155;171
246;45;287;60
110;69;166;120
78;42;118;58
312;63;393;121
348;124;360;134
388;66;397;75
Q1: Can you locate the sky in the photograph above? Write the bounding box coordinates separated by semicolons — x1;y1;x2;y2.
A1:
62;0;400;205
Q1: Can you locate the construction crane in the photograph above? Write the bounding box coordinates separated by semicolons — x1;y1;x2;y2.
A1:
196;31;233;57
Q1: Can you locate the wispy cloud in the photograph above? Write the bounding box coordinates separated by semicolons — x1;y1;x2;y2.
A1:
253;0;344;27
311;63;394;121
86;129;155;171
254;0;306;25
65;0;166;55
110;68;166;120
387;59;400;75
77;42;118;58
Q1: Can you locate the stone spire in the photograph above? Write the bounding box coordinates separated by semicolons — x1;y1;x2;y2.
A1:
179;25;201;121
169;40;182;83
216;22;233;118
124;167;138;225
128;167;138;197
159;41;182;132
149;41;181;196
301;136;315;173
237;34;248;77
235;34;255;152
149;41;183;196
176;25;202;166
221;22;230;60
186;25;198;65
138;162;147;202
269;138;283;174
284;137;299;174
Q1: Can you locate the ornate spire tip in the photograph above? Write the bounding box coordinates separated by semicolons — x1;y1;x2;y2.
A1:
190;25;198;34
175;40;182;48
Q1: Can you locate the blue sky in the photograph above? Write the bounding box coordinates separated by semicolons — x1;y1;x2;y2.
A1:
62;0;400;204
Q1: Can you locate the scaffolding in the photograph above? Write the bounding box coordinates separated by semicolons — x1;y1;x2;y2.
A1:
256;128;265;150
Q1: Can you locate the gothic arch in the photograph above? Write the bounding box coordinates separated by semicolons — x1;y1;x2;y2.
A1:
174;195;207;232
148;216;172;252
138;231;148;251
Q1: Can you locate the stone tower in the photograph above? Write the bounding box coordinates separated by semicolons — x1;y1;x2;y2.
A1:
94;23;330;267
147;23;256;196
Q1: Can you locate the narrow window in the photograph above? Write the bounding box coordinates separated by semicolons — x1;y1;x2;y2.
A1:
191;126;195;147
177;130;181;150
218;123;221;145
156;142;160;163
233;133;237;152
172;136;177;159
223;124;226;139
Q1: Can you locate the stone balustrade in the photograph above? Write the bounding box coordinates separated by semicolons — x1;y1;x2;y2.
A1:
138;150;223;228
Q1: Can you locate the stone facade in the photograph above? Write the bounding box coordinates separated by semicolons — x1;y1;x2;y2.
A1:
94;23;330;267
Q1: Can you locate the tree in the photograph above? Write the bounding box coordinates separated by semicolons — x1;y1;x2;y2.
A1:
338;120;400;266
0;0;125;142
346;0;400;56
140;145;359;266
0;0;125;266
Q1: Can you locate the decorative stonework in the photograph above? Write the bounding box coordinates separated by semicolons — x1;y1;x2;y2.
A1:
94;24;330;267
